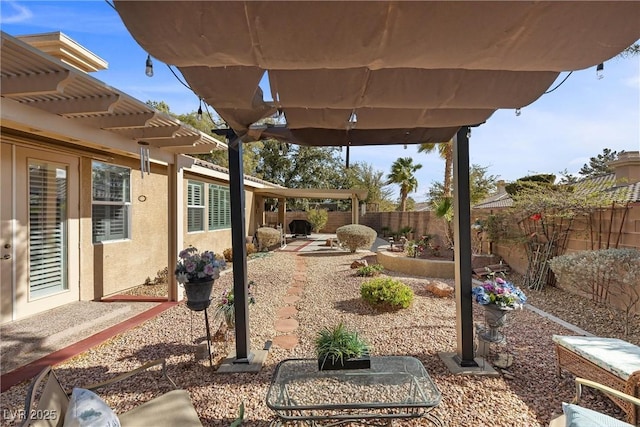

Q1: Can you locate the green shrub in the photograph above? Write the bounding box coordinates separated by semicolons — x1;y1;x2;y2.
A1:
360;277;414;310
314;322;369;367
307;208;329;233
356;264;384;277
336;224;377;253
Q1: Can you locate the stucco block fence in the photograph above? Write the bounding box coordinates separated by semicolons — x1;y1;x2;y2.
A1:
267;206;639;279
377;249;455;279
265;211;442;239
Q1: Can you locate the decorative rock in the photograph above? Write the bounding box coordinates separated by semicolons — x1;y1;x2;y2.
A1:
350;260;368;269
502;371;516;380
494;353;514;369
195;341;213;360
426;281;454;297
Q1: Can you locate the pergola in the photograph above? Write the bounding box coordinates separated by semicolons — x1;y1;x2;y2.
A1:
254;188;369;230
114;1;640;368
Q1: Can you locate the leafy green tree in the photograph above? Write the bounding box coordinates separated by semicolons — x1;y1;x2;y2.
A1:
469;165;498;205
426;164;496;247
404;197;416;212
254;141;346;210
144;99;261;176
505;174;556;195
146;100;171;113
578;148;622;178
418;140;453;197
386;157;422;212
558;169;579;185
344;162;394;208
619;42;639;58
426;164;497;206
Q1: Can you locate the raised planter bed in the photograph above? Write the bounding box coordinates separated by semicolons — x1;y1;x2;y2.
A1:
376;249;454;279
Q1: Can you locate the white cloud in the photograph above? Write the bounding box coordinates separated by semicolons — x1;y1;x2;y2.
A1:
0;1;33;24
2;1;125;35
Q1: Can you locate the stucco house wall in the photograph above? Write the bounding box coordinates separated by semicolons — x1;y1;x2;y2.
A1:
0;32;282;323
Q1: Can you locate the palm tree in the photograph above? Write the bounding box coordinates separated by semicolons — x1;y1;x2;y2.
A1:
418;140;453;197
386;157;422;211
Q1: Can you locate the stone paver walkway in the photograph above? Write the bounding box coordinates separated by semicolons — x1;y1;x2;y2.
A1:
271;255;306;350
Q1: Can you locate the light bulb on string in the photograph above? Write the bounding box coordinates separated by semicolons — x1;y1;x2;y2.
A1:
196;99;203;121
145;54;154;77
515;108;522;117
596;63;604;80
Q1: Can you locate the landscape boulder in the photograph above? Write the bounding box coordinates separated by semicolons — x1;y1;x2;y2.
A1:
426;280;454;298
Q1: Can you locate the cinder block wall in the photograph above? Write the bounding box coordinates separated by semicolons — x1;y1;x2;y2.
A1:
266;210;438;237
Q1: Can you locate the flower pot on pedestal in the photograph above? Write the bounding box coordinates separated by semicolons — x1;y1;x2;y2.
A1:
481;304;510;342
184;278;214;311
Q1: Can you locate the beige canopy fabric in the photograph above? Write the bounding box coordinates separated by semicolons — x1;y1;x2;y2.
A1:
114;1;639;146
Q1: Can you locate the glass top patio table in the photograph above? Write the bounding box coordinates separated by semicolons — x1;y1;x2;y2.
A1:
265;356;443;426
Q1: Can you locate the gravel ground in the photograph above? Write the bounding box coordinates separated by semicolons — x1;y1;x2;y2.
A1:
1;251;632;426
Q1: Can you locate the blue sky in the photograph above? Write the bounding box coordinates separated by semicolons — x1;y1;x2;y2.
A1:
2;0;639;202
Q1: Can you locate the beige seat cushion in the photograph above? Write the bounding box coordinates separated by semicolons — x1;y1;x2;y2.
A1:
548;414;565;427
118;390;202;427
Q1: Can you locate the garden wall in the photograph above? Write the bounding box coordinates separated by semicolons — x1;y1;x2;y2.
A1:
266;210;445;240
265;211;353;233
472;203;640;275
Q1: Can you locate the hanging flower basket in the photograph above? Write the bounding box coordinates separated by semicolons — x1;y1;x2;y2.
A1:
174;246;226;312
184;278;214;312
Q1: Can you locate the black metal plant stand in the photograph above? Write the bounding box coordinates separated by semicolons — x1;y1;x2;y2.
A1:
188;300;214;367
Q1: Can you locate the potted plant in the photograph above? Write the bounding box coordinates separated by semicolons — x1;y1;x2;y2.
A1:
315;322;370;371
471;274;527;342
215;281;256;327
175;246;226;311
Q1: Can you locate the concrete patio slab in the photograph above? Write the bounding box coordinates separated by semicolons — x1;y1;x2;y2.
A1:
216;349;269;373
438;352;500;376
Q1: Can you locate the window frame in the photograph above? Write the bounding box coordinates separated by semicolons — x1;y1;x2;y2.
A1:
187;180;206;233
91;161;132;243
208;183;231;230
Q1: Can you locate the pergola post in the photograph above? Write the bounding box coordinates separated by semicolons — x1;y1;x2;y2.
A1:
351;195;359;224
167;155;184;302
227;134;253;363
452;126;478;367
278;198;286;228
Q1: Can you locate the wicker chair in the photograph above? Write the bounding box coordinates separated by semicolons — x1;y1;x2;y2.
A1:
549;378;640;426
553;335;640;425
21;359;202;427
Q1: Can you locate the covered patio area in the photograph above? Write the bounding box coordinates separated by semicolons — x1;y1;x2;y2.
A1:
113;1;640;368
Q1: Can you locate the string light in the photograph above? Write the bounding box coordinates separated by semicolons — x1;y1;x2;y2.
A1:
196;99;203;121
515;108;522;117
347;110;357;130
145;54;154;77
596;63;604;80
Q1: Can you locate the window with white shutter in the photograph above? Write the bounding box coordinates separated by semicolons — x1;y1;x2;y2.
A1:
29;161;68;298
208;184;231;230
187;181;205;232
92;162;131;242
